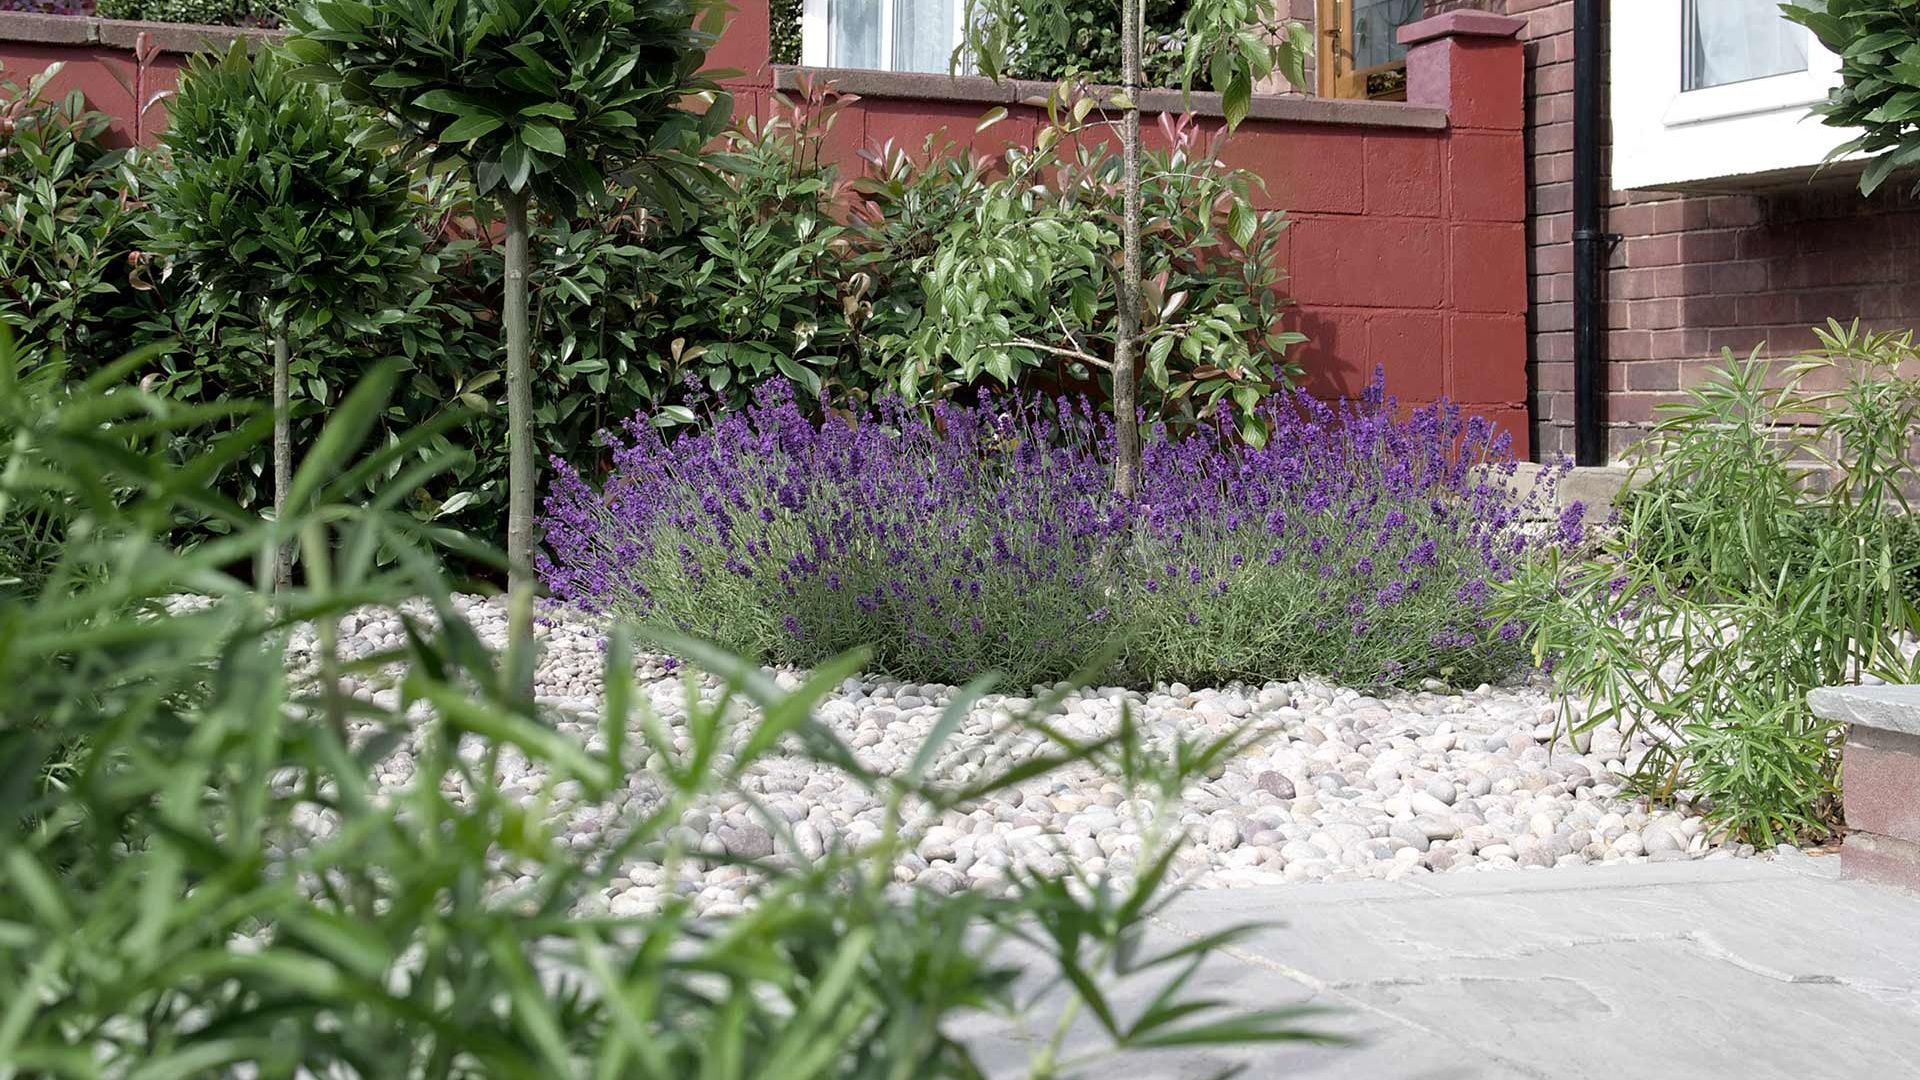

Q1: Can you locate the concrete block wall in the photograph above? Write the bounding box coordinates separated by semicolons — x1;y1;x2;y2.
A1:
717;8;1536;452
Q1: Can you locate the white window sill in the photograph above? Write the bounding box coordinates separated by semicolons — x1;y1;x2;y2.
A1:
1611;1;1861;192
1660;70;1829;127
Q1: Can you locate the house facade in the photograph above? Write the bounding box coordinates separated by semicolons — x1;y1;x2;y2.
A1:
1424;0;1910;463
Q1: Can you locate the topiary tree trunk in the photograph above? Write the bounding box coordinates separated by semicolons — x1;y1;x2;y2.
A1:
502;187;535;661
271;315;293;588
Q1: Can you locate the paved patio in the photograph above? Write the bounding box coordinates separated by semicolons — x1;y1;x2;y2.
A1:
961;853;1920;1078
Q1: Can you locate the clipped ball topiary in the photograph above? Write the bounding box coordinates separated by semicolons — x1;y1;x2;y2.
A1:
144;42;426;584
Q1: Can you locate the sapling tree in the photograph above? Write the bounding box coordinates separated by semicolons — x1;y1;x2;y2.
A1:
958;0;1311;495
145;42;424;587
287;0;727;655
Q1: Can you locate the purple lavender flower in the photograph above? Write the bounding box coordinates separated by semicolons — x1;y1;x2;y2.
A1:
539;370;1568;688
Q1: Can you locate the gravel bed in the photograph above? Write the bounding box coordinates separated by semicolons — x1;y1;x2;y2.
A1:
315;596;1759;916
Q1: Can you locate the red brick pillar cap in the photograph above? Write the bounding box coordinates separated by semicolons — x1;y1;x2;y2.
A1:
1810;685;1920;737
1397;10;1526;47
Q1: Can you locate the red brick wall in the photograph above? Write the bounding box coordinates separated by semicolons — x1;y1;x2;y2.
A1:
1425;0;1920;460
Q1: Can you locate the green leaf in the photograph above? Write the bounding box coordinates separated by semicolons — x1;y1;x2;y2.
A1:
1221;71;1252;131
440;113;504;143
412;88;470;114
521;122;567;157
1226;200;1257;249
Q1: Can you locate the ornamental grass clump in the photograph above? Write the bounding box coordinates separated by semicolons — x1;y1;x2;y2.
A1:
540;374;1572;689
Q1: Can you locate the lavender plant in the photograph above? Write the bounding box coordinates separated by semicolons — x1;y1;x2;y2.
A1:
541;374;1574;689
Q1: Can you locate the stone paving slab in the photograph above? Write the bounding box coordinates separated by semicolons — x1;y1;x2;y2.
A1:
966;854;1920;1079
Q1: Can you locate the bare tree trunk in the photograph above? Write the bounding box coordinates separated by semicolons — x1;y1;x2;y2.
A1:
1113;0;1144;498
502;188;536;681
272;321;293;589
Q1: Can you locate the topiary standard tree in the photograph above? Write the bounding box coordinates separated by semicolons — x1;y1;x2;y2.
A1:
1783;0;1920;196
961;0;1310;495
287;0;726;660
145;42;425;588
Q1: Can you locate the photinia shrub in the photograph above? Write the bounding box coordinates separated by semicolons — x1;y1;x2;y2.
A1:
0;66;156;358
540;374;1575;689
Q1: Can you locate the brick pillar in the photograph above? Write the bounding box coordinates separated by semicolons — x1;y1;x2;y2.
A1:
1810;686;1920;894
1398;11;1530;454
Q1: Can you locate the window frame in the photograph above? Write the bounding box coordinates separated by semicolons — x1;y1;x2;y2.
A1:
1315;0;1415;101
800;0;971;74
1611;0;1858;191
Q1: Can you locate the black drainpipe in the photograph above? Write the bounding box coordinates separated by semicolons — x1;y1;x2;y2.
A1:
1571;0;1611;466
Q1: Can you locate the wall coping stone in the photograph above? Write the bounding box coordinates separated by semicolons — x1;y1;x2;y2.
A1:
771;65;1448;131
1809;685;1920;739
0;12;280;54
1397;11;1528;47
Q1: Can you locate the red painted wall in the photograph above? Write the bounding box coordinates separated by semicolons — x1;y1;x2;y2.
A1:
0;15;270;144
711;7;1534;452
0;8;1534;452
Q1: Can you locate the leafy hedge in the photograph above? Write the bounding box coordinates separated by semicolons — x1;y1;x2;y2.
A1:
0;0;287;25
766;0;1198;85
0;66;1304;550
770;0;801;64
95;0;283;26
1002;0;1200;87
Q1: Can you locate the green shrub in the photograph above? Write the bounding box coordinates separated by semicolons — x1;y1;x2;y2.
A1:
94;0;285;26
0;341;1336;1077
1002;0;1200;87
1499;320;1920;846
905;100;1302;438
770;0;802;65
1783;0;1920;196
763;0;1195;83
625;90;888;407
0;65;157;358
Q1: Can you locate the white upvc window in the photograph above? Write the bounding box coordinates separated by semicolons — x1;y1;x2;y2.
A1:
800;0;970;74
1611;0;1858;191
